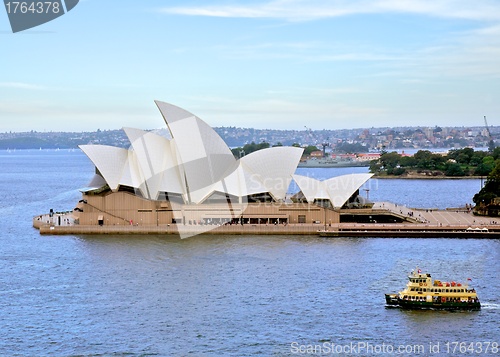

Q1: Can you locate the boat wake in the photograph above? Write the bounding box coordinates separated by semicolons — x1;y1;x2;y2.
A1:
479;303;500;310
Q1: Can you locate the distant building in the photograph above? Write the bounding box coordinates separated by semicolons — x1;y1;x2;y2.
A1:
357;153;381;162
310;150;324;157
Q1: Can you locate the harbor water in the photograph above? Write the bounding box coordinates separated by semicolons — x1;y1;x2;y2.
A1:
1;150;499;356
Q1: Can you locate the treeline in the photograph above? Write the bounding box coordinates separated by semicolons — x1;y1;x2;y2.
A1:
230;142;364;158
231;142;272;157
0;137;68;149
370;147;500;177
231;142;317;157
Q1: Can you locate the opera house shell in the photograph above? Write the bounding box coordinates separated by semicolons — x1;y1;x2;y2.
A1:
40;101;373;237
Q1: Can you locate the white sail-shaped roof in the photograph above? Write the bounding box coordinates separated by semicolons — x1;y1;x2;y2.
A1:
79;145;130;191
200;146;303;203
292;175;322;203
123;127;183;200
121;150;147;192
293;173;373;208
155;100;236;203
80;101;304;205
239;146;303;200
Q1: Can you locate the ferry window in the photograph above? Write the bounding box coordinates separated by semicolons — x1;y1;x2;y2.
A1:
446;289;449;293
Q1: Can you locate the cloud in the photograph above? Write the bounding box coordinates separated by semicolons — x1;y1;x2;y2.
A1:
0;82;48;90
159;0;500;22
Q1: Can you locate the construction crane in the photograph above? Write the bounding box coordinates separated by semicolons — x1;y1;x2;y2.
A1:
484;116;495;152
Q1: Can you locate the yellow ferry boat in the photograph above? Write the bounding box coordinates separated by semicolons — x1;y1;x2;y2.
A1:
385;268;480;310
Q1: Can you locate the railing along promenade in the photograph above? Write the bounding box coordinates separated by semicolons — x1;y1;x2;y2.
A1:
38;223;326;235
35;201;500;237
37;221;500;237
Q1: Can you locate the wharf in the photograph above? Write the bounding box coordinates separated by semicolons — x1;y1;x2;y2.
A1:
34;201;500;238
318;228;499;238
38;224;500;238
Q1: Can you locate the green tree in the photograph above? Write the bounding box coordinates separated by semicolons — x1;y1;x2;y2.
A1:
392;167;406;176
414;150;433;168
470;150;487;166
369;160;382;174
474;160;500;205
492;147;500;160
449;147;475;165
231;147;244;157
399;156;417;168
303;145;319;156
231;141;271;157
444;162;465;176
413;150;445;169
474;156;495;176
379;152;401;172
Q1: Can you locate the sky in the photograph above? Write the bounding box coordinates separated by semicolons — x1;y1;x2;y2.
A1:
2;0;500;132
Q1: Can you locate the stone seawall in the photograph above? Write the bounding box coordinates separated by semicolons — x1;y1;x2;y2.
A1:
37;223;500;238
38;223;324;236
35;201;500;237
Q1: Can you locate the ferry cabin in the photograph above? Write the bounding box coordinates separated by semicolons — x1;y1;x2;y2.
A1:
399;272;479;305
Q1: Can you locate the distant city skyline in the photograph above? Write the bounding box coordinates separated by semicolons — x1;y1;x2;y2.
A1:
2;0;500;132
1;124;496;152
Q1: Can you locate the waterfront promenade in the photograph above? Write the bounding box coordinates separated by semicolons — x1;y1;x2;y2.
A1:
34;201;500;237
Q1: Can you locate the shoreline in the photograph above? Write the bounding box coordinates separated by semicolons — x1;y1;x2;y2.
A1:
373;175;483;180
36;223;500;238
35;201;498;238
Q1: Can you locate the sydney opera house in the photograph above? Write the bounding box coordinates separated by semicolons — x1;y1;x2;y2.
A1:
35;101;373;237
